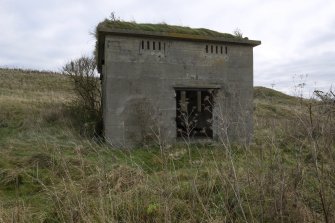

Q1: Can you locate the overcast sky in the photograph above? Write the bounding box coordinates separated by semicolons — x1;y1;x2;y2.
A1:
1;0;334;95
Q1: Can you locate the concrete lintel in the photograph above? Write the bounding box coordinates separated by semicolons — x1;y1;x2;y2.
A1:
173;84;221;90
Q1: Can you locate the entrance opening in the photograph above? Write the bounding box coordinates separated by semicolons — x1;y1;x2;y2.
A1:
175;88;215;139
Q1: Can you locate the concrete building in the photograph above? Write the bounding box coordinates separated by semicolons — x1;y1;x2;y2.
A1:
96;21;261;146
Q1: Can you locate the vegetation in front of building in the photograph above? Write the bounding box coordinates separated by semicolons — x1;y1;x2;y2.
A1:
0;68;334;222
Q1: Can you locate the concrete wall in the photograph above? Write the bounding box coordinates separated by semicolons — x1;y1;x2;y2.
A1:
102;35;254;147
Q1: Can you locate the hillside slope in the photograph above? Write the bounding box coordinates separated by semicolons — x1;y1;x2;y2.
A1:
0;68;334;222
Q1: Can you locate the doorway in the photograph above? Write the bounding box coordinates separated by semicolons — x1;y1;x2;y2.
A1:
175;88;215;139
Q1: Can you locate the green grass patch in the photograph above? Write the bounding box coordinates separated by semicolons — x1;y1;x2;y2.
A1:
0;68;334;222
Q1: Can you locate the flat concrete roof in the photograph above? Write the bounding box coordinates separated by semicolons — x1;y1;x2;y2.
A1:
97;26;261;46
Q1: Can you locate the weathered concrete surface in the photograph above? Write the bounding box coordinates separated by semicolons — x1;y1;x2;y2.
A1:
99;32;260;147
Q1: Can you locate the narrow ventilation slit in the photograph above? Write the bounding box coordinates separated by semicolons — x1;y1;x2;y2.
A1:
216;46;218;54
140;40;165;53
206;45;208;53
220;46;223;54
225;46;228;54
211;45;213;53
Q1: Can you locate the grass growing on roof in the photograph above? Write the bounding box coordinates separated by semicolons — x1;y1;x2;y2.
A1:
97;20;238;38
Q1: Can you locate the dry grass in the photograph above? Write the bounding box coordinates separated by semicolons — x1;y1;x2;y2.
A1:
0;68;334;222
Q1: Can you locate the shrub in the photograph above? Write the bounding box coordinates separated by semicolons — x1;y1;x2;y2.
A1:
62;56;102;137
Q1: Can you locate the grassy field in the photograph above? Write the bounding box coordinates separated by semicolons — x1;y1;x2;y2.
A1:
0;68;334;222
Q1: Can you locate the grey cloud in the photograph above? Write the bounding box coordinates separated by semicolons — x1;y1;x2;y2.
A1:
0;0;334;95
304;31;335;47
255;50;335;96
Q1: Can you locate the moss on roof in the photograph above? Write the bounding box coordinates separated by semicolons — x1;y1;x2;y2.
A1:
95;20;260;72
97;20;239;39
